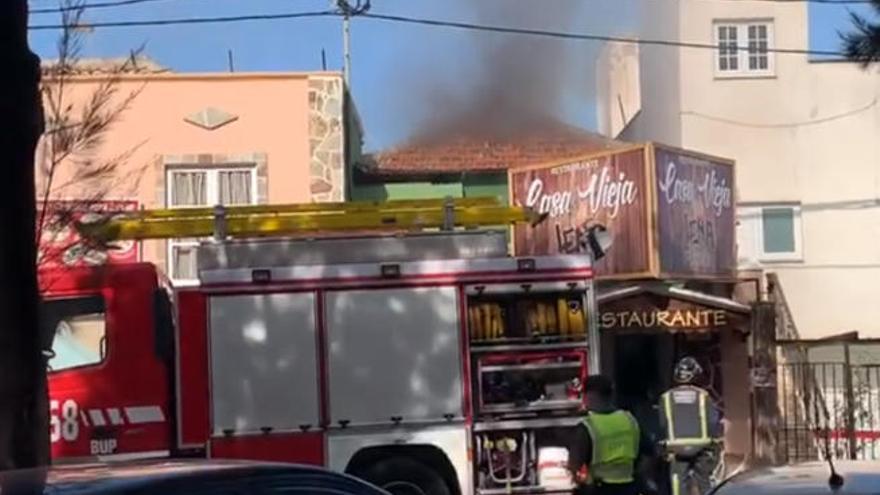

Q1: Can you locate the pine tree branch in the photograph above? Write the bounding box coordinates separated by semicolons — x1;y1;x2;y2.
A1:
840;1;880;67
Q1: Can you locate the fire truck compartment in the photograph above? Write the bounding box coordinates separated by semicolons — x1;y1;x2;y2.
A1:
476;352;586;415
325;286;464;427
208;292;319;435
474;424;579;494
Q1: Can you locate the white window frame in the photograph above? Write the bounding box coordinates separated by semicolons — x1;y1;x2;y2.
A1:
714;20;775;78
166;166;258;285
168;240;201;286
740;203;803;263
44;295;108;373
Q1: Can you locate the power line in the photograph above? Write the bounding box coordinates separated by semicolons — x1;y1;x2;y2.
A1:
26;8;852;58
28;10;337;30
26;0;875;8
31;0;173;15
713;0;872;3
360;12;848;57
682;98;878;128
25;0;877;14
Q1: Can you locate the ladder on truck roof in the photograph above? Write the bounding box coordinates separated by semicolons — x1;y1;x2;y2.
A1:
75;197;547;242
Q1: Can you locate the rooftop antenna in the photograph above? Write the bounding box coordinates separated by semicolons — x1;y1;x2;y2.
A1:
227;49;235;73
321;48;327;71
128;49;138;69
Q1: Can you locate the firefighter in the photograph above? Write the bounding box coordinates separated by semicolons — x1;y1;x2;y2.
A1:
569;375;656;495
658;357;723;495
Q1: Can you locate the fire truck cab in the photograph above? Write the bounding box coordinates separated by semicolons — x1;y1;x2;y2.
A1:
46;229;597;495
41;263;175;460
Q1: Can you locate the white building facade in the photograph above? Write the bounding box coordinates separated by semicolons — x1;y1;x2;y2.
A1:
597;0;880;340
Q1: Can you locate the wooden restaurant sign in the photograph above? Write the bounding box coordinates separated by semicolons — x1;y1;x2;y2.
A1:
509;143;736;279
598;294;748;331
600;308;729;330
654;147;736;278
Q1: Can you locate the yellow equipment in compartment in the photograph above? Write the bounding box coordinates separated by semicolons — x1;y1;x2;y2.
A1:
468;298;587;341
566;299;587;336
556;298;569;335
525;298;586;337
469;303;506;341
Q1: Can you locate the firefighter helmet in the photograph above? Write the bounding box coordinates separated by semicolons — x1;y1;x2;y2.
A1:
673;356;703;384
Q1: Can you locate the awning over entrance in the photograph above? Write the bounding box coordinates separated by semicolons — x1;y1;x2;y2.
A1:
597;283;750;334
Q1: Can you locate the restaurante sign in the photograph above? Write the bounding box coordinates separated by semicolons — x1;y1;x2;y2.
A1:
600;308;729;330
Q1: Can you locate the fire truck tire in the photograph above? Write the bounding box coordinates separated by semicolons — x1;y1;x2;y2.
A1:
359;457;452;495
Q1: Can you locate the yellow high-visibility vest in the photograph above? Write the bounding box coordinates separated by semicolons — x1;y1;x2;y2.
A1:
582;410;640;484
661;385;712;447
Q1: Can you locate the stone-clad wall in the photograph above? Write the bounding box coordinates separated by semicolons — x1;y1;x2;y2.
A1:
308;76;345;202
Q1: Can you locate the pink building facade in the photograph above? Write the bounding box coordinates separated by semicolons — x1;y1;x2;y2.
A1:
36;69;360;283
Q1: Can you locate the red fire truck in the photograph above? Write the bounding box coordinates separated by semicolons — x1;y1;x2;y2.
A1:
43;199;598;495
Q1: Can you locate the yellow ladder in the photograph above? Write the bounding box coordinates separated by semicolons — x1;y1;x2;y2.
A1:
75;197;547;242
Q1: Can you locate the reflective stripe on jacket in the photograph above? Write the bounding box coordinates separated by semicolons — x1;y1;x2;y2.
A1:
661;385;712;447
582;410;640;484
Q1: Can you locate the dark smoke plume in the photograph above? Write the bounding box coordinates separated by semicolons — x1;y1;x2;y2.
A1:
406;0;588;142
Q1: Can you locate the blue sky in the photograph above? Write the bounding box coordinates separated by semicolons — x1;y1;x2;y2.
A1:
27;0;875;150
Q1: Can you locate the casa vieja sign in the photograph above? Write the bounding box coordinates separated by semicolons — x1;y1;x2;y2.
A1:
524;161;639;220
510;143;736;279
511;148;651;277
654;148;736;277
657;161;733;218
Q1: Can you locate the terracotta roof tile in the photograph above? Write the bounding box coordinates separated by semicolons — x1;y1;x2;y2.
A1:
363;122;628;176
41;56;168;76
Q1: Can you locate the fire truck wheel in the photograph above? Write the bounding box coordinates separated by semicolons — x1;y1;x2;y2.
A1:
359;457;452;495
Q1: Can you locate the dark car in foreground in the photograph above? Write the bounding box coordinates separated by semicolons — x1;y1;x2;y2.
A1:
0;459;391;495
714;460;880;495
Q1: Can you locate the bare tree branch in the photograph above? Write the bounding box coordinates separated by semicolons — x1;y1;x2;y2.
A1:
36;0;85;242
51;141;147;193
36;0;147;273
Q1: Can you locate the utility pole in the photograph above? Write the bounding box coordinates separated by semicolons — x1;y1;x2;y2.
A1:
334;0;370;87
342;9;351;86
334;0;369;202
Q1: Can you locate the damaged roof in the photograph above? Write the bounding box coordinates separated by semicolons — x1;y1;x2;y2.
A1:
360;121;628;176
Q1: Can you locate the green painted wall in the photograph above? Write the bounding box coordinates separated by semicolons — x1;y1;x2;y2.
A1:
350;172;508;204
349;172;511;245
463;173;508;203
352;181;463;201
344;92;364;202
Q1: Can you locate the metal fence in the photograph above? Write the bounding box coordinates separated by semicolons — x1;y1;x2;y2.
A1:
778;361;880;463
